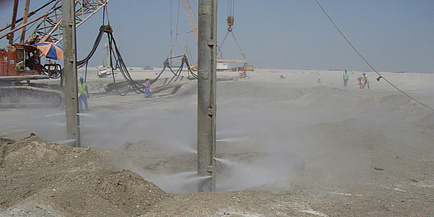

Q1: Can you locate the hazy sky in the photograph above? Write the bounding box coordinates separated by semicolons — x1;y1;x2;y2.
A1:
1;0;433;73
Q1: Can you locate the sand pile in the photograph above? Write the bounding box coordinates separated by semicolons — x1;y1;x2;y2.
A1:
0;135;166;217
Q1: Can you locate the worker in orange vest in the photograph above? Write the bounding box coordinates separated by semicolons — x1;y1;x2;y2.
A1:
144;77;152;98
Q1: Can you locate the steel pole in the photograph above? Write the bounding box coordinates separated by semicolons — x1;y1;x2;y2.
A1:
62;0;80;147
197;0;217;192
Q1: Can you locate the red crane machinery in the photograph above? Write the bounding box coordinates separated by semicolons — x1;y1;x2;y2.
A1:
0;0;109;108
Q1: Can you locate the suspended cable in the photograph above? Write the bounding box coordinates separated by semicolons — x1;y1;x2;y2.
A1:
168;0;187;64
77;25;105;67
153;55;197;86
75;6;150;96
315;0;434;112
108;30;147;94
170;0;173;45
104;5;110;25
176;0;181;42
231;32;247;60
102;5;105;25
76;25;145;96
227;0;234;17
219;31;230;49
84;0;197;94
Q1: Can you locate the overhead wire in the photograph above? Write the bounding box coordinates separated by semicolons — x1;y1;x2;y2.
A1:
315;0;434;112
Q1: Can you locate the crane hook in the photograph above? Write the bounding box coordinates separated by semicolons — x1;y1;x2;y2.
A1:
227;16;234;32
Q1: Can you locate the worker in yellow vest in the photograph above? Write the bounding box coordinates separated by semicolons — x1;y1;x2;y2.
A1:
78;77;89;111
144;77;152;98
363;73;370;89
343;69;349;87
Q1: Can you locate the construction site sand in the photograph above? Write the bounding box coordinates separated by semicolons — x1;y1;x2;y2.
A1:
0;68;433;216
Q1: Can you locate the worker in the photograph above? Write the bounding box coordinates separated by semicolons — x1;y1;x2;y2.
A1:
363;73;370;89
78;77;89;111
343;69;349;87
144;77;152;98
357;76;364;88
25;52;34;71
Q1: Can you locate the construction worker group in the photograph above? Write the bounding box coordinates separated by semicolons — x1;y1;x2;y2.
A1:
343;69;370;89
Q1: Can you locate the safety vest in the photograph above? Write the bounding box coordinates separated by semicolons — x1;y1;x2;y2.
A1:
78;83;87;95
343;73;349;80
145;80;151;89
364;75;369;82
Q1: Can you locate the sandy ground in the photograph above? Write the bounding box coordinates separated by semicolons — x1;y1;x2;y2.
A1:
0;67;433;216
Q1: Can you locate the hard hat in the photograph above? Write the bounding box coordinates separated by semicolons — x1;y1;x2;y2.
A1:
145;77;149;79
363;73;366;75
80;77;84;80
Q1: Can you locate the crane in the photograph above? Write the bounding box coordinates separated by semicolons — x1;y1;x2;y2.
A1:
0;0;111;108
181;0;198;45
217;0;252;75
176;0;199;71
0;0;110;44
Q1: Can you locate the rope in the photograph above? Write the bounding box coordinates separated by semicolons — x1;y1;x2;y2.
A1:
315;0;434;112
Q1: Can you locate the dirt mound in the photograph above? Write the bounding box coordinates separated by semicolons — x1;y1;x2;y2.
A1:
0;135;167;217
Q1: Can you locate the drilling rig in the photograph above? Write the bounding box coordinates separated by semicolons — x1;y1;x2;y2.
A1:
0;0;109;108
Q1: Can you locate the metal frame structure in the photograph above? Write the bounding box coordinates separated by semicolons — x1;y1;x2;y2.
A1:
0;0;110;44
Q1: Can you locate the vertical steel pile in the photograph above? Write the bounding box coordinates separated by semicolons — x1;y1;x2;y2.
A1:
62;0;80;147
197;0;217;192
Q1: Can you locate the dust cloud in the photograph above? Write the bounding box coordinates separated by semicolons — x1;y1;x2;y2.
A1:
1;69;433;196
70;77;311;193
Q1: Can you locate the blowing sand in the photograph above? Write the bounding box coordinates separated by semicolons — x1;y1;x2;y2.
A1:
0;68;433;216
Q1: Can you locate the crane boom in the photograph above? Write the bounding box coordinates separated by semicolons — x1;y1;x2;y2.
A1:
0;0;110;44
181;0;198;44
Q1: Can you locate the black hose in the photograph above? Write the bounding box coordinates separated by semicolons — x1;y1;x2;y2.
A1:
77;25;196;96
